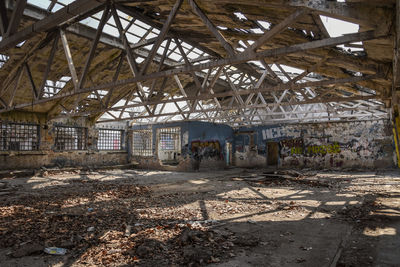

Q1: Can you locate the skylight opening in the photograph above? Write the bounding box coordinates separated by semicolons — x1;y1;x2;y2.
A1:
217;26;228;30
238;40;247;48
27;0;51;10
102;24;119;37
16;40;25;47
135;20;152;30
129;24;148;36
136;57;145;64
320;15;359;38
169;52;181;62
92;11;104;20
58;0;74;5
52;3;64;12
257;20;271;30
144;44;154;50
0;54;10;69
126;33;140;43
43;76;71;98
146;32;158;39
251;28;264;34
79;17;100;29
234;12;247;21
271;64;303;75
187;51;198;59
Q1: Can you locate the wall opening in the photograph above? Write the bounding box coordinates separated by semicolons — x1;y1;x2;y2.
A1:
157;127;181;166
97;129;124;150
132;129;153;156
0;122;40;151
267;141;279;166
54;126;88;151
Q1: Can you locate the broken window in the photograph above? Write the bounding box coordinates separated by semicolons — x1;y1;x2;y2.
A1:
132;129;153;156
0;122;40;151
97;129;124;150
43;76;71;98
54;126;87;151
0;54;9;69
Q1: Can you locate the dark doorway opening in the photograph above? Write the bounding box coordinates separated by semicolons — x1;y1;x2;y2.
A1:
267;142;279;166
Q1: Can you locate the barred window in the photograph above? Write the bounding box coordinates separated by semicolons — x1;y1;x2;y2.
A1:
0;122;40;151
98;129;124;150
132;129;152;156
54;126;87;151
158;127;180;151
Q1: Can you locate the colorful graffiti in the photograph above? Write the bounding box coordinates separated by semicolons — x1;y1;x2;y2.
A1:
291;142;341;155
280;138;304;148
191;140;221;158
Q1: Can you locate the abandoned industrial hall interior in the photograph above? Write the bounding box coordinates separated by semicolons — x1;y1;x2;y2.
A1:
1;0;400;266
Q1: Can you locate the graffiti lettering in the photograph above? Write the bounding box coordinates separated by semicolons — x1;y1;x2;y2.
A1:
290;142;341;155
262;127;284;140
280;138;303;148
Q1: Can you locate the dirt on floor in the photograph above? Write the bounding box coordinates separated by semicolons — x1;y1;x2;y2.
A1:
0;167;399;267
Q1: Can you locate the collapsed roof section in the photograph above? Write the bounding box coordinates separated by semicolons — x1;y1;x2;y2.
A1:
0;0;395;126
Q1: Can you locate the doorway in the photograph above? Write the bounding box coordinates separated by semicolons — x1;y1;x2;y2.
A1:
267;142;279;166
157;127;181;166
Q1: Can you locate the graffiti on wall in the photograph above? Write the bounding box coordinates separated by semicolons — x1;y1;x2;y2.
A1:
191;140;222;158
262;127;285;140
290;142;341;155
280;138;303;148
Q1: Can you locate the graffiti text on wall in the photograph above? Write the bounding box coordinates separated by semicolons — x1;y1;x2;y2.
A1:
262;127;284;140
290;142;341;155
280;138;303;148
191;140;221;158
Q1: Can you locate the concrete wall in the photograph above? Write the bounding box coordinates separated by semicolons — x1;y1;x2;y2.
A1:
235;120;394;169
1;112;392;171
0;116;128;170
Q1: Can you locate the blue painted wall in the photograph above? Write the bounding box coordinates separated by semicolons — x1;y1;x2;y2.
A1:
131;121;233;159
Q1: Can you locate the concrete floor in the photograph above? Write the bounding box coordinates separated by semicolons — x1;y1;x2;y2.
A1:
0;168;399;266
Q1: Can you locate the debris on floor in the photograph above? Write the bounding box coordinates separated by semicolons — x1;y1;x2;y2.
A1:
0;168;399;266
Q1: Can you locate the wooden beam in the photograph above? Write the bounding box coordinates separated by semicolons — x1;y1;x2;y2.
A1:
188;0;235;56
0;0;8;36
0;0;103;52
60;29;79;91
311;13;330;39
140;0;183;75
5;0;27;38
245;8;308;52
94;95;384;121
8;67;23;107
111;5;139;76
48;75;381;117
78;4;110;90
23;62;38;99
39;34;59;99
105;52;124;108
0;31;383;112
285;0;389;27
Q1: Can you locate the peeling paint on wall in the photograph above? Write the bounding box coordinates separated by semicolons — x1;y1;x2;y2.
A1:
236;120;394;169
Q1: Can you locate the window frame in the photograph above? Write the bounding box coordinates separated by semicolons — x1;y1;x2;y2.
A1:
54;125;88;151
97;128;125;151
132;129;153;157
0;121;40;151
